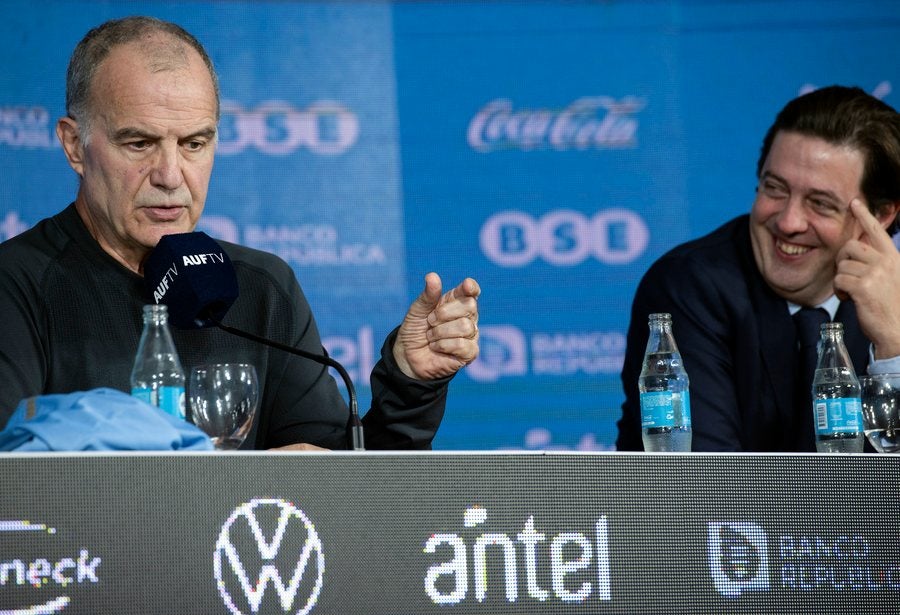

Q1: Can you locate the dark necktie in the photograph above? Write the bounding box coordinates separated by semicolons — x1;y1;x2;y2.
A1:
792;307;830;450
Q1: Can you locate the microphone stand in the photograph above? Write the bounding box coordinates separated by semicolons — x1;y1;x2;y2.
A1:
210;318;365;451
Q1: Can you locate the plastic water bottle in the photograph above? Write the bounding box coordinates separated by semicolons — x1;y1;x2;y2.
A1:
812;322;863;453
638;313;692;452
130;304;186;419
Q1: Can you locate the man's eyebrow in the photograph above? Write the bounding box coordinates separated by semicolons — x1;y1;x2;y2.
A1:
808;188;845;205
111;127;157;141
762;171;844;203
110;126;217;141
760;170;787;184
183;127;217;141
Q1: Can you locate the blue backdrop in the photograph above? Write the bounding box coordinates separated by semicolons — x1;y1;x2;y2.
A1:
2;0;898;449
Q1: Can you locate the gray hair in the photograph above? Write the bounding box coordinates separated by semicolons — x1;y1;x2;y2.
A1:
66;16;220;142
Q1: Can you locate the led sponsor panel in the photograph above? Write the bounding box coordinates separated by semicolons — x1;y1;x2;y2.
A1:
1;452;898;614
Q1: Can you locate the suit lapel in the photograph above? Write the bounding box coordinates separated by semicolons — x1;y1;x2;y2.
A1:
751;283;796;418
736;220;796;419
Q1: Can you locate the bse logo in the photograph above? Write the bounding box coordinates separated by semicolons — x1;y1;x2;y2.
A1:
218;100;359;156
707;522;769;598
215;498;325;615
480;209;648;267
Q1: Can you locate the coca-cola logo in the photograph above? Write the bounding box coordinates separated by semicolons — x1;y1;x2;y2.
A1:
466;96;645;153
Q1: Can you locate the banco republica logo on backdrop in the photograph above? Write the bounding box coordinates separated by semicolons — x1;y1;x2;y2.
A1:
465;325;528;382
197;215;388;269
218;100;359;156
0;106;58;149
215;498;325;615
467;325;626;382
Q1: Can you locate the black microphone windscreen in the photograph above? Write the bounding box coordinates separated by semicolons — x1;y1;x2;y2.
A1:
143;232;239;329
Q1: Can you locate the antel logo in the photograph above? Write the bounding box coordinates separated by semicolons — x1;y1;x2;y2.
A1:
214;498;325;615
424;507;611;605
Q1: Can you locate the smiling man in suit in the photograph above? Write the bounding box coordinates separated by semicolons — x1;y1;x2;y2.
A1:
617;85;900;451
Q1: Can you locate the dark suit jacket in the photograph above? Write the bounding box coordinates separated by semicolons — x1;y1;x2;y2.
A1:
616;215;870;452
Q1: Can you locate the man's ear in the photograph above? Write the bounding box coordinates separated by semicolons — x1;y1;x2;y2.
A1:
56;117;85;177
875;201;900;231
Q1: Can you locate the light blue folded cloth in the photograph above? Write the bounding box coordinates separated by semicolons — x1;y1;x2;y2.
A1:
0;387;214;451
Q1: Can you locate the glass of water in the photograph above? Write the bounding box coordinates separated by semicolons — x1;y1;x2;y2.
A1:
188;364;259;450
859;373;900;453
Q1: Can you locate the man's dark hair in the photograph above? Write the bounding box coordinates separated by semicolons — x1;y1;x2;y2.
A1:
66;16;220;137
757;85;900;234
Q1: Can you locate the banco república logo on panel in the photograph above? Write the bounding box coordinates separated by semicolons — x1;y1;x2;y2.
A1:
0;520;101;614
707;522;770;597
708;521;900;599
214;499;324;615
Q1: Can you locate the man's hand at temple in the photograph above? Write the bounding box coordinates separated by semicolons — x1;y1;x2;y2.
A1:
393;273;481;380
835;199;900;359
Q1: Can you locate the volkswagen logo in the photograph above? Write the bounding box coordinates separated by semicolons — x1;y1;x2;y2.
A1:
214;498;325;614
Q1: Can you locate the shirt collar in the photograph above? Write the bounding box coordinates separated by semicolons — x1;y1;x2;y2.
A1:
787;294;840;321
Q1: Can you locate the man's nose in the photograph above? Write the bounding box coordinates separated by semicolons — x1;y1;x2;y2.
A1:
775;196;808;234
149;144;184;191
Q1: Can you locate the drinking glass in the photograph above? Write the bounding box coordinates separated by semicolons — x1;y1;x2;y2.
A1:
859;373;900;453
188;364;259;450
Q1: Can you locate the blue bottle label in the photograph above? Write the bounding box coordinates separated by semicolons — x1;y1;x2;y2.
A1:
814;397;861;435
131;386;185;420
640;390;691;428
158;386;186;420
681;391;692;428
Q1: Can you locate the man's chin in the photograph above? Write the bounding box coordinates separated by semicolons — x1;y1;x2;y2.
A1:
142;229;192;251
148;220;196;240
764;276;830;305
